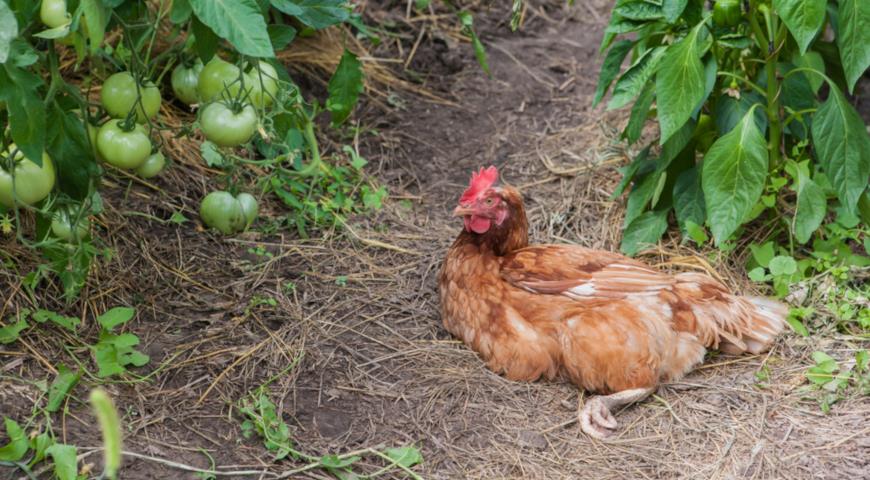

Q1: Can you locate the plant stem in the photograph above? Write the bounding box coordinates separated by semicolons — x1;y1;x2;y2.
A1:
764;17;786;170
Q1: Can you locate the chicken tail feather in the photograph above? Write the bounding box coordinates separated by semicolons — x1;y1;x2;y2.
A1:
674;274;787;355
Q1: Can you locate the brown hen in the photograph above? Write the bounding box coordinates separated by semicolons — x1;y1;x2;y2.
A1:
439;166;786;438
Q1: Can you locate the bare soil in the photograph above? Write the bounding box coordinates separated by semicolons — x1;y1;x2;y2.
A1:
2;1;869;479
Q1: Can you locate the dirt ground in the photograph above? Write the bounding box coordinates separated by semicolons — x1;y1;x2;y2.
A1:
2;1;869;479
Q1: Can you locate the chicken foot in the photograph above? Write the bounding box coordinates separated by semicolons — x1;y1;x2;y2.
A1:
579;387;655;439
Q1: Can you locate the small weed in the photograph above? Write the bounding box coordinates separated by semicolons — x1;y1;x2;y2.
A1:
804;350;870;413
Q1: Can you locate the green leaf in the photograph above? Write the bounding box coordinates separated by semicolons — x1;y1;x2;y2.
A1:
790;164;826;244
623;82;654;144
30;432;53;464
32;309;80;331
791;51;825;93
47;106;97;201
714;90;767;135
45;444;78;480
0;417;27;461
837;0;870;93
457;11;490;76
0;0;18;64
608;46;665;110
773;0;825;56
769;255;797;276
0;64;46;164
80;0;107;54
786;309;810;337
684;220;708;245
750;241;775;268
97;307;135;331
747;266;767;282
623;169;662;228
268;24;297;50
0;317;28;344
326;49;364;126
662;0;688;23
200;140;226;167
614;2;663;20
384;446;423;468
811;87;870;215
593;39;633;107
702;108;768;244
170;0;192;23
46;364;81;413
658;118;695;173
673;166;706;233
269;0;350;29
611;146;652;199
191;15;219;62
189;0;273;58
620;209;669;256
656;23;706;143
320;454;360;469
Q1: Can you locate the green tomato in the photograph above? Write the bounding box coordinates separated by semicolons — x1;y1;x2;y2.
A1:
40;0;71;28
200;102;257;147
247;61;279;108
97;120;152;169
135;152;166;179
200;191;247;234
51;207;90;242
0;147;56;208
236;192;259;228
171;61;203;105
197;57;246;103
713;0;741;27
101;72;162;123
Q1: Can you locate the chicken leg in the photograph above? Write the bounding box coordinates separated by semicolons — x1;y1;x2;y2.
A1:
579;387;655;439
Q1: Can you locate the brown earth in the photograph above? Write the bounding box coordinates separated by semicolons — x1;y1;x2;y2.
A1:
2;1;869;479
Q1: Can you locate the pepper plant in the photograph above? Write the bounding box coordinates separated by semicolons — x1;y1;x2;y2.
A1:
594;0;870;256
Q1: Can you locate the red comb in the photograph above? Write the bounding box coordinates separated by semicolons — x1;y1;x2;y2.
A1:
459;166;499;204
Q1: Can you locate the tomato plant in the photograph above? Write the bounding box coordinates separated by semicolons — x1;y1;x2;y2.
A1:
96;120;152;170
171;60;203;105
50;207;89;243
248;61;279;108
200;191;258;234
135;152;165;179
0;147;56;208
200;102;257;148
101;72;161;124
39;0;70;28
197;57;245;103
595;0;870;256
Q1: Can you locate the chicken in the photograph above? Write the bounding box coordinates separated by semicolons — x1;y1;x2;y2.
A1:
439;166;786;439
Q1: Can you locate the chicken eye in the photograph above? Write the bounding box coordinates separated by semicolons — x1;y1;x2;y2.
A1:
485;198;494;205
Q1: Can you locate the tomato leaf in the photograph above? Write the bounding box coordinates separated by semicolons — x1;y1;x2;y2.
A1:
80;0;107;54
96;306;135;331
47;106;97;201
593;39;633;107
620;209;669;256
269;0;350;30
46;364;81;413
702;108;768;245
0;417;28;462
811;87;870;215
326;49;363;126
673;166;706;234
0;63;46;165
837;0;870;93
45;444;78;480
189;0;273;58
662;0;688;23
268;24;297;50
0;0;18;64
773;0;826;56
190;15;219;62
607;46;665;110
789;162;826;244
656;22;707;144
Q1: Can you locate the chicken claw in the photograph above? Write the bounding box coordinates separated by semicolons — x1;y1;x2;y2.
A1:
579;396;618;439
578;387;656;440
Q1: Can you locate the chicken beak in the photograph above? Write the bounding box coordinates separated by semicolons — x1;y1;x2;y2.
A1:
452;205;475;217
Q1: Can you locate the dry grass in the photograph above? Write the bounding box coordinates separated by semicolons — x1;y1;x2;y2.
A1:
1;1;868;479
